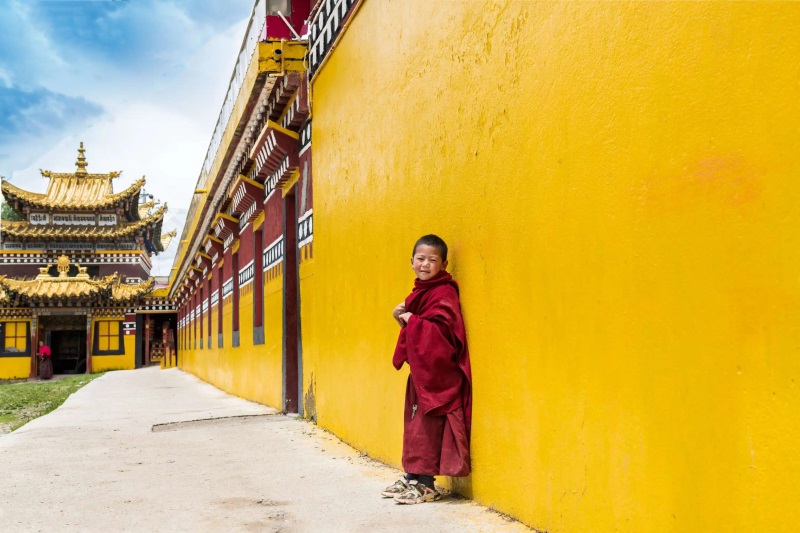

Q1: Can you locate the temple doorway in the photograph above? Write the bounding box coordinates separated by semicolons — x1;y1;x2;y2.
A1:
140;313;177;366
41;315;87;375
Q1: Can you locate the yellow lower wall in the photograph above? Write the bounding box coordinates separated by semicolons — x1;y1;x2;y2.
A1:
306;1;800;531
299;259;316;419
180;274;284;409
0;319;31;380
0;357;29;380
91;319;135;372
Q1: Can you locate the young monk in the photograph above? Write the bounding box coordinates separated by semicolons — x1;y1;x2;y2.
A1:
382;234;472;504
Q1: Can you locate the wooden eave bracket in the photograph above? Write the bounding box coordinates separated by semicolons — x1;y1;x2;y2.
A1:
212;213;239;241
229;174;265;217
203;234;224;257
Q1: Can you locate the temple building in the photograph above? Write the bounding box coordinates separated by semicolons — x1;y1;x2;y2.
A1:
0;144;177;379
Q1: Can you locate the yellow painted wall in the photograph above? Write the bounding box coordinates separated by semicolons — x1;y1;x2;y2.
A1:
0;319;31;379
90;319;135;371
179;274;284;409
307;1;800;531
0;357;29;380
299;259;316;418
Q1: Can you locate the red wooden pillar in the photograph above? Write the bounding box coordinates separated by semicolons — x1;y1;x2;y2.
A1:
29;313;38;379
232;250;240;347
144;314;151;365
199;286;204;349
283;188;299;413
86;314;93;373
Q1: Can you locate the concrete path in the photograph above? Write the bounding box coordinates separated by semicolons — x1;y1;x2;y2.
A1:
0;368;529;532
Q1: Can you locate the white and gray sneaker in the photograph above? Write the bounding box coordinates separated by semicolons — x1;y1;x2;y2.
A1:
394;480;442;504
381;478;410;498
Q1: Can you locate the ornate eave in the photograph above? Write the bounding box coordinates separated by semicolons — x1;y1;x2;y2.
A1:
1;204;167;241
0;256;154;306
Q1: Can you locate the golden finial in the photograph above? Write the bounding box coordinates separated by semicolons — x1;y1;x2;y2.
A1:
75;142;88;177
56;255;71;277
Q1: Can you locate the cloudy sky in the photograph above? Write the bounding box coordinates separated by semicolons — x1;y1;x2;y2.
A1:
0;0;254;275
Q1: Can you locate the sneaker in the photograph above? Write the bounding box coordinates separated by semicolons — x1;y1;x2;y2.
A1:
394;480;441;504
381;478;409;498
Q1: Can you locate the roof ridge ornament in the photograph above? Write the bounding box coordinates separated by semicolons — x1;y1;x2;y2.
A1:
75;142;88;177
56;255;71;277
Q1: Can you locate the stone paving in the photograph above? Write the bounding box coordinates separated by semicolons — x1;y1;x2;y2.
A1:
0;367;530;532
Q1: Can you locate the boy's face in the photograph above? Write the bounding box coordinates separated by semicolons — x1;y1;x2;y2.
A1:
411;244;448;281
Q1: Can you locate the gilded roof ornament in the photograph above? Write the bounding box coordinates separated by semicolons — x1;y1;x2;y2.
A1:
56;255;71;277
161;229;178;250
75;142;88;177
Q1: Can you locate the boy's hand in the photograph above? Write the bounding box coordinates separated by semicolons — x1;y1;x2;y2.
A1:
393;302;407;326
398;312;413;326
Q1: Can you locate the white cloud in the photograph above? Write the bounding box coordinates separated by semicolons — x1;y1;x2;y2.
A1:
4;4;252;277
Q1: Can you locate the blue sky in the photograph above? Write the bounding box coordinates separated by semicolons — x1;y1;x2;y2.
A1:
0;0;253;275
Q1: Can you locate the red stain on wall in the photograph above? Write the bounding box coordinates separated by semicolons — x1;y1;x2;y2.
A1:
642;154;765;213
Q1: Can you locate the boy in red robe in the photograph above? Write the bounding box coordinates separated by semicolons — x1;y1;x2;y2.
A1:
382;235;472;504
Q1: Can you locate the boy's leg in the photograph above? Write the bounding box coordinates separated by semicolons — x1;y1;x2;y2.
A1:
404;473;420;481
417;475;435;489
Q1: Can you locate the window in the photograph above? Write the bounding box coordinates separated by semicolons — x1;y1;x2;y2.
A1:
267;0;290;15
2;322;28;355
94;321;123;355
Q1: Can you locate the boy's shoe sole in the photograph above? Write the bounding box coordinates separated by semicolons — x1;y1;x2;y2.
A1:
394;487;442;504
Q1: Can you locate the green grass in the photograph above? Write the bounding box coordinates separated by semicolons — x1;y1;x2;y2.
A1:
0;373;104;433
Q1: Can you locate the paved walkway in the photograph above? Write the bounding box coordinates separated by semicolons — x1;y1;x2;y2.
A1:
0;367;529;532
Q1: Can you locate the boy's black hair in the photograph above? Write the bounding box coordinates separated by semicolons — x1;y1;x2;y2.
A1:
412;234;448;261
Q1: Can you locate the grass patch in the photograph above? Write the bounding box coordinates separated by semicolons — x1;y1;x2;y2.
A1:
0;373;104;434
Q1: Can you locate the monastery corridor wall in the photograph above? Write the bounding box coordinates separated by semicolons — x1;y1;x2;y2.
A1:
303;1;800;531
180;271;284;409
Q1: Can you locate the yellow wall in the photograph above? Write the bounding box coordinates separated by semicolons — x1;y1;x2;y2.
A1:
179;273;284;409
0;357;29;380
0;319;31;379
91;319;135;372
299;258;316;418
307;1;800;531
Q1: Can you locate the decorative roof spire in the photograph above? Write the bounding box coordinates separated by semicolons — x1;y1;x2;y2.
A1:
75;142;88;177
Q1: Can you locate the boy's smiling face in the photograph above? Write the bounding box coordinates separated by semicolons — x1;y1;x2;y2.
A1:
411;244;448;281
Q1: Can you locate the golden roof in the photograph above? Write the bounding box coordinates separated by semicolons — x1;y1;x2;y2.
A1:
1;204;167;240
0;256;154;302
0;143;145;210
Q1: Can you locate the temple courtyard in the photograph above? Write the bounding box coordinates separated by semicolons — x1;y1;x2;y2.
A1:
0;368;528;532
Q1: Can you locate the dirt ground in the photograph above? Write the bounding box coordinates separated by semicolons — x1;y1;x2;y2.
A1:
0;367;531;532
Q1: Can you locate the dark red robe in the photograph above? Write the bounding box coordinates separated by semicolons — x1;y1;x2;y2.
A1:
38;345;53;380
393;272;472;477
